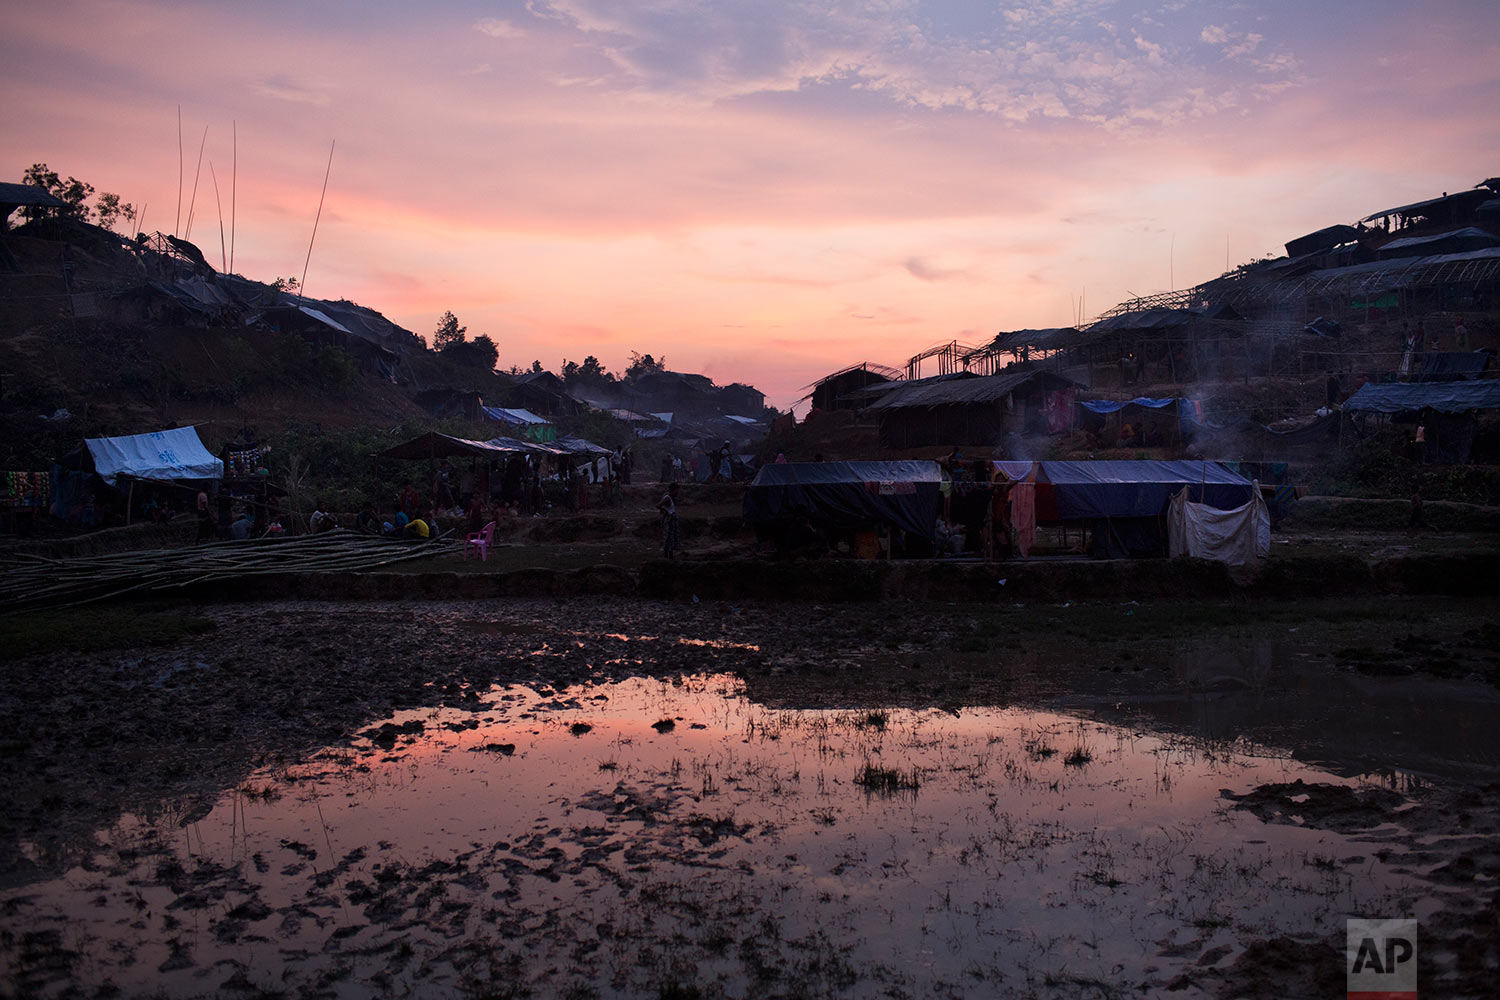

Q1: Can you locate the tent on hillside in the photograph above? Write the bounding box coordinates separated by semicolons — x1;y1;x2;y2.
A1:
1343;380;1500;463
744;461;943;553
1077;397;1202;446
378;432;530;461
481;406;556;442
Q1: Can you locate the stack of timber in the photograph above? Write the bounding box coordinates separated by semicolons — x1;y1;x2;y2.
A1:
0;530;458;613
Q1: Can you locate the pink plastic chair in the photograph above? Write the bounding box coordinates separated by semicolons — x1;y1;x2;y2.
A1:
465;521;496;561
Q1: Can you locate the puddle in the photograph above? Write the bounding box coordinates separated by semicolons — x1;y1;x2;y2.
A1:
1061;640;1500;780
1;674;1443;998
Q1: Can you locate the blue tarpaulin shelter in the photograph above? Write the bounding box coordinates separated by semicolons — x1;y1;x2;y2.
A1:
1343;381;1500;414
1030;460;1255;558
83;426;223;486
482;406;557;442
1413;351;1493;383
744;461;942;540
1077;397;1203;440
1036;460;1253;519
1077;397;1183;415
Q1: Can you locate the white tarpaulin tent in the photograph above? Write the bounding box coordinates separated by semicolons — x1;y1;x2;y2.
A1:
1168;484;1270;566
85;426;224;486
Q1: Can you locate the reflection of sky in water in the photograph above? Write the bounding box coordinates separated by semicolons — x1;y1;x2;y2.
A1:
5;675;1432;999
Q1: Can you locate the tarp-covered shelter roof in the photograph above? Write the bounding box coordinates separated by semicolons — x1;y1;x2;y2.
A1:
1087;303;1243;334
84;426;223;486
1285;224;1361;259
143;277;237;315
1343;381;1500;414
1078;397;1187;414
294;303;353;334
1036;460;1253;519
1359;190;1477;223
379;432;530;460
978;327;1112;355
744;461;943;539
1296;247;1500;298
1376;227;1500;258
0;182;68;209
481;406;551;425
604;408;658;423
554;436;613;456
1416;351;1492;383
866;370;1074;410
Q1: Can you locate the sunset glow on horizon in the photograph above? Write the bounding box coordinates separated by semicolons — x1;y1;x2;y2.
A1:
4;0;1496;408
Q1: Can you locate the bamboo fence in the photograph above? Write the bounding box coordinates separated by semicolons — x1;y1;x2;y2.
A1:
0;529;459;614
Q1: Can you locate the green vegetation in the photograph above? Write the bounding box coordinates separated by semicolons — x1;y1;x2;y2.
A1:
1307;432;1500;504
0;606;216;659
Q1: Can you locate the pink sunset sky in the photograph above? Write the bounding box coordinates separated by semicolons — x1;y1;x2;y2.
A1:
3;0;1497;409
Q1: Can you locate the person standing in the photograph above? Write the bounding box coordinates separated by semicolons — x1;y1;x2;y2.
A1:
399;482;420;518
432;459;455;508
195;491;217;542
657;482;681;559
1454;316;1469;351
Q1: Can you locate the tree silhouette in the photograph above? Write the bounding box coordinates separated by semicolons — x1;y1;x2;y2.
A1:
433;311;466;351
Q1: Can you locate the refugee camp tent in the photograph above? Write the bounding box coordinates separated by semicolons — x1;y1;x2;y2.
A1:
554;436;613;457
378;432;530;460
1033;460;1255;558
51;425;225;524
1343;381;1500;463
1342;381;1500;414
83;426;224;486
1414;351;1492;383
1077;397;1201;444
744;461;942;542
868;371;1080;447
482;406;557;442
1168;487;1271;566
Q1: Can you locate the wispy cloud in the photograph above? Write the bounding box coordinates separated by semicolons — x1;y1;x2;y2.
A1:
252;74;330;106
474;17;524;39
518;0;1298;127
902;256;966;282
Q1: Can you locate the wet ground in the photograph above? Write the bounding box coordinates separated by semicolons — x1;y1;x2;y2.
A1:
2;596;1498;998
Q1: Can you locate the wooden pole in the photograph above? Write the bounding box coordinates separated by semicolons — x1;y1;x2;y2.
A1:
184;125;208;240
229;121;237;274
297;139;335;302
175;106;183;236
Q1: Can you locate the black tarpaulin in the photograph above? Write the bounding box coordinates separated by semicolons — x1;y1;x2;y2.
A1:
1037;460;1253;519
743;461;942;539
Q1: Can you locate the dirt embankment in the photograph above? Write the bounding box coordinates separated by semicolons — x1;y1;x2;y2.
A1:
182;543;1500;607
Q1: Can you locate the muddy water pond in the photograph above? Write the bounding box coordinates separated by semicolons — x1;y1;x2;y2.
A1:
3;672;1442;999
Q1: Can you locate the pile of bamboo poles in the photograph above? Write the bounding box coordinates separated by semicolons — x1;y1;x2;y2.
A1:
0;529;459;613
